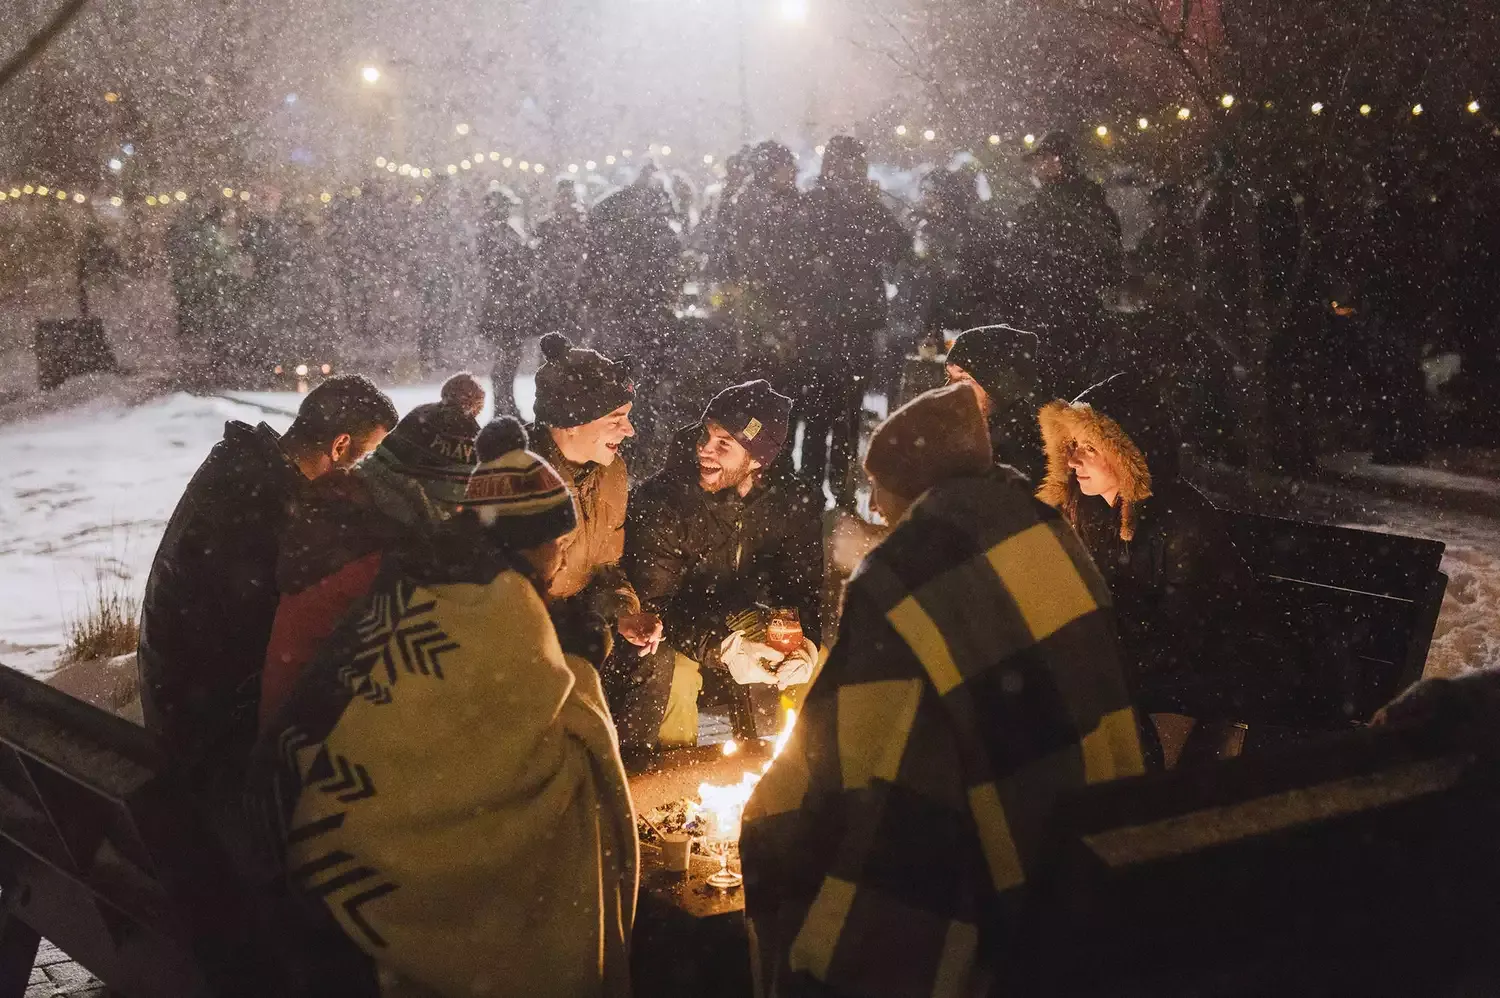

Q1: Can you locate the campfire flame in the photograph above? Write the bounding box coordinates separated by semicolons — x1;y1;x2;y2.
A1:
696;709;797;844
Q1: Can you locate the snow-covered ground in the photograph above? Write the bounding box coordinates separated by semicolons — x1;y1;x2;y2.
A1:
0;375;533;671
2;376;1499;693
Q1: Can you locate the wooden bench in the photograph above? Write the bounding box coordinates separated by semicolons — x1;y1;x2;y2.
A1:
1223;510;1447;727
1009;714;1500;996
0;665;277;998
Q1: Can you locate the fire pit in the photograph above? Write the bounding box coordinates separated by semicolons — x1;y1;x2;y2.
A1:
628;732;785;997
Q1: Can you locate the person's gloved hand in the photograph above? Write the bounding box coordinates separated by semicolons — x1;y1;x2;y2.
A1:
773;638;818;690
720;631;784;686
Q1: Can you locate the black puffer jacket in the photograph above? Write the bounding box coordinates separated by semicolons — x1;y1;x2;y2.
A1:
624;426;825;662
138;420;306;785
1037;375;1276;720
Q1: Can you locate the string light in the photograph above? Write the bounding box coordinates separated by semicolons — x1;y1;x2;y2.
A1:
1095;125;1109;137
1023;133;1036;146
533;163;545;173
455;123;471;135
489;152;500;161
1360;104;1373;116
605;155;616;165
375;156;387;168
145;195;156;205
1138;117;1150;130
1412;103;1424;116
474;151;486;162
518;160;529;170
502;157;513;167
1468;99;1482;114
446;164;458;175
239;190;250;201
1311;102;1324;114
421;167;432;178
55;191;66;200
320;192;332;203
22;185;33;194
894;125;907;136
36;186;48;196
104;92;119;103
1220;94;1235;108
988;134;1001;145
1177;107;1192;120
109;196;122;206
922;128;936;141
568;163;579;173
173;191;186;201
460;159;472;170
73;193;85;203
660;145;672;156
622;149;633;158
702;154;714;165
585;160;597;170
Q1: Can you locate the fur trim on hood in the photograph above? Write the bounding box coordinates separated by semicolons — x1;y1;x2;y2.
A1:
1036;398;1152;541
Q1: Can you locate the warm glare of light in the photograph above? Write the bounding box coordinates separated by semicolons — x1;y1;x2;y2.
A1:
622;149;633;158
661;145;672;156
1311;102;1324;115
273;365;283;375
11;188;22;197
319;192;332;203
104;91;119;103
22;185;33;194
1360;103;1373;116
145;196;156;205
518;160;529;171
489;151;500;161
533;163;545;173
421;167;432;178
502;157;514;167
73;193;85;203
455;122;471;135
1022;133;1035;146
585;160;597;170
1468;100;1482;114
361;65;380;84
772;708;797;760
1412;103;1424;116
1220;94;1235;108
55;190;67;200
922;128;936;141
605;155;616;165
239;190;251;201
703;153;715;165
36;186;49;196
109;196;122;206
1177;106;1192;120
174;191;186;201
894;124;908;136
320;363;332;375
1138;117;1150;130
1095;124;1109;137
568;163;579;173
397;164;410;176
988;134;1001;145
294;363;309;377
446;164;458;175
722;739;739;756
460;159;472;170
375;156;387;168
386;162;397;173
108;158;123;172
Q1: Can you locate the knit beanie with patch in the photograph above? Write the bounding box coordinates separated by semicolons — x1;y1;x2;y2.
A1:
863;383;993;502
464;416;578;549
369;402;480;508
945;324;1041;407
702;380;793;466
533;332;636;429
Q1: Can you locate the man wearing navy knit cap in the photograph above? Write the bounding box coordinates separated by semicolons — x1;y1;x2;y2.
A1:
617;380;826;758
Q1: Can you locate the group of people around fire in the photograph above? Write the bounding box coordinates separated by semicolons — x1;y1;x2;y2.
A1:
130;125;1488;998
138;265;1313;995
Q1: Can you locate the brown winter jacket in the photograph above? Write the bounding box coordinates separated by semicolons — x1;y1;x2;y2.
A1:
530;424;641;621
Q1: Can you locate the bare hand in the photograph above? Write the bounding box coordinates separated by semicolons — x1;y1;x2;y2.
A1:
617;612;664;656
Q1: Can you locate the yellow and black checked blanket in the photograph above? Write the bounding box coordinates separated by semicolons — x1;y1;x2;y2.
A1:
743;472;1144;998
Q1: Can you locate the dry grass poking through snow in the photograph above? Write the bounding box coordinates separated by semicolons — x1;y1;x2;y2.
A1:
62;571;140;665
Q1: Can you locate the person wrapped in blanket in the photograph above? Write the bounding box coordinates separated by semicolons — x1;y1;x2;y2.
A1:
252;416;637;998
741;383;1145;998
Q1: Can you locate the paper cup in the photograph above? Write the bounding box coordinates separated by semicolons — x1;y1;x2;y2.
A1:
661;832;692;872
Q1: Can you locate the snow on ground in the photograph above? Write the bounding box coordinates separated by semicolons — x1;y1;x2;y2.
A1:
0;376;534;671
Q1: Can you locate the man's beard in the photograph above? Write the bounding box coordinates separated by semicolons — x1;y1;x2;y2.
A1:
700;460;753;493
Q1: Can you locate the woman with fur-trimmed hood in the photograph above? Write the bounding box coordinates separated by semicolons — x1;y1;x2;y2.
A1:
1037;374;1272;756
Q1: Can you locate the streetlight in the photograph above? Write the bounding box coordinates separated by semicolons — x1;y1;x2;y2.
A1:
361;65;380;85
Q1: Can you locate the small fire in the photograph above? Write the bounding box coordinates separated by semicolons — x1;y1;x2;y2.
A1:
696;709;797;843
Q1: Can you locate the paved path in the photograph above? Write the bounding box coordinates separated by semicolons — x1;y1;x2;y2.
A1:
26;940;103;998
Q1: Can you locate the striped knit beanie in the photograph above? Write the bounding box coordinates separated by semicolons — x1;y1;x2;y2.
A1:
369;402;480;508
464;417;578;549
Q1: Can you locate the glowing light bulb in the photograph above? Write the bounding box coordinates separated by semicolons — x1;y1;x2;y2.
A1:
386;162;397;173
1468;100;1481;114
922;128;936;141
375;156;387;168
1095;125;1109;137
174;191;186;201
661;145;672;156
1177;106;1192;120
239;191;250;201
894;124;908;136
622;149;633;158
145;196;156;205
455;122;471;135
1412;103;1424;116
319;192;332;203
397;164;410;176
518;160;529;171
585;160;597;170
502;157;513;167
533;163;545;173
1138;118;1150;130
460;159;472;170
55;191;66;200
421;168;432;178
1311;102;1324;115
1220;94;1235;108
1360;104;1372;116
22;185;33;194
36;186;48;196
320;363;332;375
109;196;122;206
605;155;616;165
446;164;458;175
361;66;380;84
294;364;309;377
1023;133;1036;146
73;193;85;203
223;187;234;197
104;91;119;102
108;158;123;172
489;151;500;161
568;163;579;173
988;134;1001;145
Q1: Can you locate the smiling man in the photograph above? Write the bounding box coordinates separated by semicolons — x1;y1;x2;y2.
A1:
529;332;661;652
617;380;823;758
